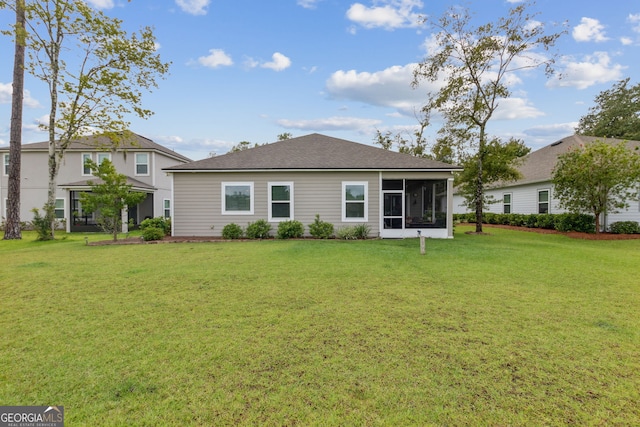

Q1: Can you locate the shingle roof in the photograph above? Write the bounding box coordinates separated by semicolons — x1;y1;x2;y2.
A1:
164;133;461;172
0;132;192;163
61;176;156;191
496;134;640;188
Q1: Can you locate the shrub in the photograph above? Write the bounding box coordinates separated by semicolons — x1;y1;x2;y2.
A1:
555;213;595;233
140;217;171;235
353;223;371;239
609;221;640;234
30;206;55;241
222;223;244;239
277;220;304;239
308;215;334;239
336;226;357;240
141;226;165;241
245;219;272;239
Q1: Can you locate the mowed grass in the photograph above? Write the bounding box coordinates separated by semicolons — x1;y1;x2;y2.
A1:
1;226;639;426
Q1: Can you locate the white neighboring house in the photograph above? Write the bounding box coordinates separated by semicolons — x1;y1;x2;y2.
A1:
453;135;640;228
0;133;191;232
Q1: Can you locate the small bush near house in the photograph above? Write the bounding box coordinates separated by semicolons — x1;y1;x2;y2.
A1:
554;213;595;233
30;206;55;241
353;223;371;239
308;214;334;239
222;223;244;239
609;221;640;234
336;226;358;240
141;226;165;241
140;217;171;235
245;219;272;239
276;220;304;239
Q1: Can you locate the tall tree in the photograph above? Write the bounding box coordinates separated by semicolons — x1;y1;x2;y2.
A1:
552;140;640;233
575;78;640;140
17;0;169;239
80;159;146;241
2;0;26;240
412;1;563;233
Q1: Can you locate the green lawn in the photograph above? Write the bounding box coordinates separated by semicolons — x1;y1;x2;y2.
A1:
1;226;639;426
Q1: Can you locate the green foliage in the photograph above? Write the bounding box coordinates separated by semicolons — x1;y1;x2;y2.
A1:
245;219;271;239
552;140;640;232
222;223;244;240
141;227;165;241
576;78;640;140
30;205;55;241
453;212;595;233
308;214;334;239
609;221;640;234
140;217;171;235
80;159;147;241
276;220;304;239
337;224;371;240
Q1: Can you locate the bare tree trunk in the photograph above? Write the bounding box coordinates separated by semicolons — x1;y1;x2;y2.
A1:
4;0;26;241
475;125;486;233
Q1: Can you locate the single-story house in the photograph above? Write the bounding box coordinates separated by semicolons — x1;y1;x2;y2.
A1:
164;133;462;238
453;134;640;228
0;133;191;232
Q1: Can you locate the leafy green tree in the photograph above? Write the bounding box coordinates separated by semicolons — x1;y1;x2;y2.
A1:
552;140;640;233
229;141;257;152
277;132;293;140
456;137;530;210
2;0;26;240
2;0;169;239
576;78;640;140
80;159;147;241
412;1;563;233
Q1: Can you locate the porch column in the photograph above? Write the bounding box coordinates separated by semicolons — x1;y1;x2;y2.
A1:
447;177;454;238
122;207;128;233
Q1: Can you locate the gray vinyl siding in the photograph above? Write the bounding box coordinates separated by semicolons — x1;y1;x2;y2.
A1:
172;171;380;237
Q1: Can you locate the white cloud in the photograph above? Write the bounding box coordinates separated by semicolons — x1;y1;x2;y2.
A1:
276;116;381;131
326;64;429;114
620;37;634;46
155;135;234;159
524;122;579;137
548;52;625;89
346;0;423;30
197;49;233;69
261;52;292;71
628;13;640;32
0;83;41;108
85;0;114;8
175;0;210;16
297;0;321;9
572;17;609;42
493;98;544;120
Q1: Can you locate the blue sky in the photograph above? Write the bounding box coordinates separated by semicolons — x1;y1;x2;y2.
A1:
1;0;639;160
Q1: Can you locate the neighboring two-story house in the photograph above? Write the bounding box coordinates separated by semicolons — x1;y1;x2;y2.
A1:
0;133;191;232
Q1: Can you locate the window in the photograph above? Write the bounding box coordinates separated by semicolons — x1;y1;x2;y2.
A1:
538;189;549;214
222;182;254;214
342;181;368;222
503;193;512;214
97;152;111;164
55;198;65;219
3;153;9;175
163;199;171;219
269;182;293;221
135;153;149;175
82;153;92;175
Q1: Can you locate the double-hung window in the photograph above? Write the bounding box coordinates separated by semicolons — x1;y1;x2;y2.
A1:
55;198;65;219
163;199;171;219
97;152;111;165
538;189;549;214
222;182;254;215
135;153;149;175
503;193;512;214
82;153;92;175
268;182;293;221
3;153;9;175
342;181;368;222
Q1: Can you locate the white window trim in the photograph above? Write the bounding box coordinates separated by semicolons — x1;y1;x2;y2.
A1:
54;198;66;219
81;153;93;176
538;189;550;214
97;152;111;164
135;152;150;176
222;182;254;215
163;198;171;219
268;182;294;222
342;181;368;222
3;153;10;176
503;193;512;214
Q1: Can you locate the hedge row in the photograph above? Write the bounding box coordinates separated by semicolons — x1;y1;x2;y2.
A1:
453;212;596;233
